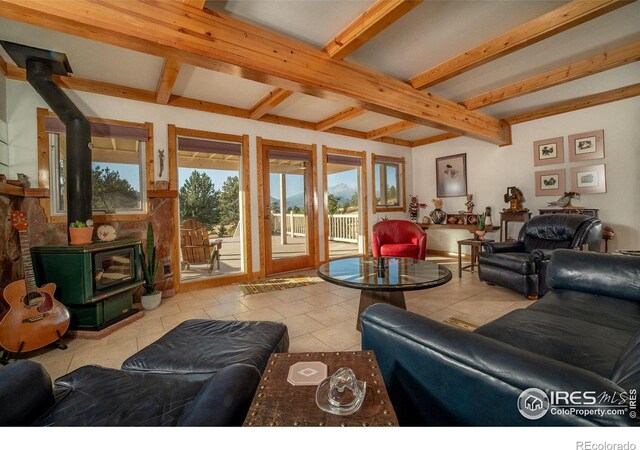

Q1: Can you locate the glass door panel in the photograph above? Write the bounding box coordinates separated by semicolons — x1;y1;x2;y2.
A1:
263;148;315;275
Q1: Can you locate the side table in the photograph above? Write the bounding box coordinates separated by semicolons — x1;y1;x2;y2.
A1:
499;211;531;241
457;238;494;278
243;351;398;427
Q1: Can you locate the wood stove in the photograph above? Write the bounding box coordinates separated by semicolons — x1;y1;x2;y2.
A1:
31;239;143;330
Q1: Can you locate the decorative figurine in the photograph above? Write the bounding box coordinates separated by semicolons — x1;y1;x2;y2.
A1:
17;173;30;188
503;186;528;212
430;198;446;224
158;149;165;178
465;193;474;214
0;174;6;183
548;192;581;210
485;206;493;227
409;194;419;223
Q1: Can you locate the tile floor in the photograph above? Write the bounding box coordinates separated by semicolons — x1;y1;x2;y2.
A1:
25;256;533;381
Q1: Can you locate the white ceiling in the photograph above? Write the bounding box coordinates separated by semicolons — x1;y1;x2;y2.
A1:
269;93;352;122
430;2;640;102
205;0;377;49
389;125;442;141
480;62;640;119
0;1;637;145
338;112;400;133
0;17;164;91
172;65;274;109
347;1;566;80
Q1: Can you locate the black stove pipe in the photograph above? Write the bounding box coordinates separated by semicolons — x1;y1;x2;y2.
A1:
25;59;92;228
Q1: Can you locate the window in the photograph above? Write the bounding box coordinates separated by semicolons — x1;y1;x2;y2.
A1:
372;154;405;212
45;115;150;216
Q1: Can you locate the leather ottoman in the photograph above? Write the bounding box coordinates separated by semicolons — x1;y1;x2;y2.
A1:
122;319;289;376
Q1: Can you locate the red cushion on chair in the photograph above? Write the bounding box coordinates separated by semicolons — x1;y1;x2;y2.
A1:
371;220;427;260
380;244;420;258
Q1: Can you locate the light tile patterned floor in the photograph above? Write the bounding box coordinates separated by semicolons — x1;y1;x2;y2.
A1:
25;257;532;381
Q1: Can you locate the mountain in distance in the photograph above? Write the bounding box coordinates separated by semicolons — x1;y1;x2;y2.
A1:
270;183;357;210
328;183;357;203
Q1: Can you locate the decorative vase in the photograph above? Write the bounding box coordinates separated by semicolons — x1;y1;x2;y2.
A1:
430;208;446;224
475;230;486;240
141;292;162;310
69;227;94;246
422;216;430;224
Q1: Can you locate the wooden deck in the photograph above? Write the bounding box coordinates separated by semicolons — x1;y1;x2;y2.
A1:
180;235;359;282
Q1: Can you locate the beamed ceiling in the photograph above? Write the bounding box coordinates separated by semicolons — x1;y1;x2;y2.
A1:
0;0;638;148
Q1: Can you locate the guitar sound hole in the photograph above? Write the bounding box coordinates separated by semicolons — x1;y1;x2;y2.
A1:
23;292;44;308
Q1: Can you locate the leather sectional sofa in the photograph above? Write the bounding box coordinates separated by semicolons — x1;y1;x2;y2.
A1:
361;250;640;426
0;319;288;426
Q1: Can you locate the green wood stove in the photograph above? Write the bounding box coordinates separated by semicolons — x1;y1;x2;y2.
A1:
31;239;143;330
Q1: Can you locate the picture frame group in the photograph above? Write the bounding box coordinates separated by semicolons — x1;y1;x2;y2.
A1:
533;130;606;196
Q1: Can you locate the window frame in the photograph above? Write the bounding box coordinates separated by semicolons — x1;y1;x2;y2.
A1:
37;108;154;223
371;153;406;213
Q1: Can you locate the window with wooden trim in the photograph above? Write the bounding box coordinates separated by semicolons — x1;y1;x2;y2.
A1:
372;154;405;212
38;109;153;219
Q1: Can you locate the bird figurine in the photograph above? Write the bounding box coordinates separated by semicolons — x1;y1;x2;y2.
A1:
548;192;581;209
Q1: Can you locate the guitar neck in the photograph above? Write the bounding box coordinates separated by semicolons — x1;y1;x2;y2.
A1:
18;229;37;294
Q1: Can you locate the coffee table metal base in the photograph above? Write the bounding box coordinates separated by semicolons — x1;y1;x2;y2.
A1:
356;290;406;331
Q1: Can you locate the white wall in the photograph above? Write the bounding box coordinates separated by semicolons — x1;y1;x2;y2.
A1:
412;97;640;253
6;79;413;268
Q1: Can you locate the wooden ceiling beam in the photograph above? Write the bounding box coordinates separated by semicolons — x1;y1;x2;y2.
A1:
0;55;7;76
155;58;183;104
315;107;366;131
462;41;640;110
409;0;633;90
323;0;422;60
411;133;461;148
155;0;207;104
181;0;207;9
3;65;414;148
366;120;419;139
248;87;294;120
0;0;510;144
413;83;640;146
505;83;640;125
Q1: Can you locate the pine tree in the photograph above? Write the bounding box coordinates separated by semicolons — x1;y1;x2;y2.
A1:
327;193;340;215
92;165;139;212
179;170;219;228
218;176;240;230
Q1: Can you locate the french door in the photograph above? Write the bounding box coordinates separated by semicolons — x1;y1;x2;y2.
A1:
260;139;316;275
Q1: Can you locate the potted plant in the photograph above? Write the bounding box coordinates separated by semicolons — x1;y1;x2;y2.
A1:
139;222;161;310
69;220;94;246
475;213;486;240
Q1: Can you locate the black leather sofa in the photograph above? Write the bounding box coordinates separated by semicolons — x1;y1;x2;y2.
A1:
0;319;288;426
361;250;640;426
478;214;601;298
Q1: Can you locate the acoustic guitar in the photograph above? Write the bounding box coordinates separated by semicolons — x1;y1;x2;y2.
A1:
0;211;70;354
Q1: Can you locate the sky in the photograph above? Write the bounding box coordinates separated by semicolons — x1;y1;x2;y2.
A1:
96;163;358;196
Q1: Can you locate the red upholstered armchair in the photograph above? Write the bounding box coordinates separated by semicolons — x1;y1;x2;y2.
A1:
371;220;427;260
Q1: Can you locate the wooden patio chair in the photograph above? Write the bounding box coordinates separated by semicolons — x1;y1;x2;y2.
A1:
179;219;222;274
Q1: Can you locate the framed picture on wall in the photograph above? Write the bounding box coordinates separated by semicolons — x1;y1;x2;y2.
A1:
570;164;606;194
436;153;467;198
535;168;566;197
568;130;604;162
533;137;564;166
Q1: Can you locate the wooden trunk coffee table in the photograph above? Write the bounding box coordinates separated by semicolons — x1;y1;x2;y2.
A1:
243;351;398;427
317;257;452;331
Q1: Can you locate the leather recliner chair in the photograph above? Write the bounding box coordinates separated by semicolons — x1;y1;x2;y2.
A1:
371;220;427;260
478;214;601;299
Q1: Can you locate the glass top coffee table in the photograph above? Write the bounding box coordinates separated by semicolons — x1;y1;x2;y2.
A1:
317;257;452;330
